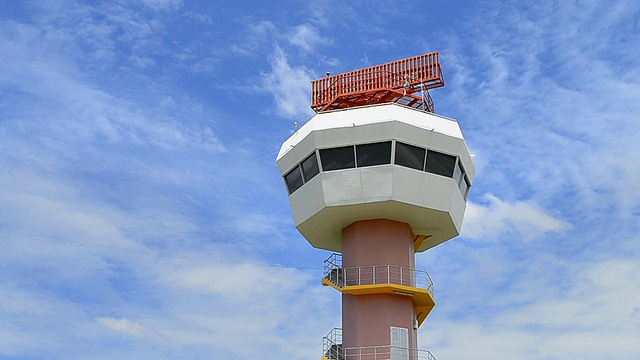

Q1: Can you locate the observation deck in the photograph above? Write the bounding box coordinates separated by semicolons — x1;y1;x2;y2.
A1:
322;253;435;327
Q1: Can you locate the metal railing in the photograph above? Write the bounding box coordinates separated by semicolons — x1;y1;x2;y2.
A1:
323;252;343;286
312;70;402;108
311;52;444;110
323;328;343;360
343;346;436;360
323;253;434;296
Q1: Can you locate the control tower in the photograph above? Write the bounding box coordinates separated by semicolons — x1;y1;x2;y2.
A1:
276;52;475;360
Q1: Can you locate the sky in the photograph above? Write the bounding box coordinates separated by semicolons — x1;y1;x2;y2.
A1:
0;0;639;359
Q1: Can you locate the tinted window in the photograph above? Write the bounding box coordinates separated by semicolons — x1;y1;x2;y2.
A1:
356;141;391;167
301;152;320;181
395;142;425;171
453;160;464;185
459;176;470;200
426;150;456;177
320;146;355;171
284;166;303;194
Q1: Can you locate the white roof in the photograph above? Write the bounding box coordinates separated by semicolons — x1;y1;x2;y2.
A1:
277;104;463;161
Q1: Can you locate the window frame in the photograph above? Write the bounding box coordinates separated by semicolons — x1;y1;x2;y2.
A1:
319;145;356;171
425;149;456;178
284;165;304;194
394;141;426;171
300;151;320;182
355;141;392;168
284;142;471;201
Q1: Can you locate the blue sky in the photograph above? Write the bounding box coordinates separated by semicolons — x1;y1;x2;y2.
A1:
1;0;639;359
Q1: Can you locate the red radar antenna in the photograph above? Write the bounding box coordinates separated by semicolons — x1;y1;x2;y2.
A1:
311;52;444;113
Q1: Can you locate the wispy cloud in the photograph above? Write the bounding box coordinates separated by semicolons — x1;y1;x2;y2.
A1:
259;46;315;120
287;24;332;53
140;0;183;11
463;194;571;242
421;258;640;358
97;317;159;339
440;1;640;232
414;2;640;358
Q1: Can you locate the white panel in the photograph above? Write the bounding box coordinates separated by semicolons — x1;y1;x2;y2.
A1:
393;121;434;150
360;166;393;200
288;175;325;226
390;326;409;360
322;170;364;206
276;131;317;174
314;122;396;150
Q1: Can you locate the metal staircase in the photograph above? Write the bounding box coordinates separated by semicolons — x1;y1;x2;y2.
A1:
322;328;343;360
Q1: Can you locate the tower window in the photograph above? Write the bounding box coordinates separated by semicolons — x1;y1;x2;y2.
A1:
301;152;320;182
453;160;463;185
286;142;471;199
356;141;392;167
395;142;426;171
426;150;456;178
320;146;355;171
284;166;303;194
459;175;470;200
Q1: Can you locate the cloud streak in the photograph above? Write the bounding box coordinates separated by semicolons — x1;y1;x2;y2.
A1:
97;317;159;339
463;194;571;242
260;46;315;120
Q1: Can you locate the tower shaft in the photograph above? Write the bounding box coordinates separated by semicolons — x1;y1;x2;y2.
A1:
342;219;418;351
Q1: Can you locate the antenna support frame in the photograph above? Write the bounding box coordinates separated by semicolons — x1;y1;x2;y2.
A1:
311;52;444;113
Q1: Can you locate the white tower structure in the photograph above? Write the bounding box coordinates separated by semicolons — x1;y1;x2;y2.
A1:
276;52;475;360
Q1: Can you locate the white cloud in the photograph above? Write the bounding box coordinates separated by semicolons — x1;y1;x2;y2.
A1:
248;20;278;38
422;258;640;359
227;20;278;57
97;317;157;339
462;194;571;242
0;18;226;153
260;47;315;120
226;213;283;238
141;0;183;11
287;24;332;52
0;231;337;359
152;260;339;359
167;262;310;303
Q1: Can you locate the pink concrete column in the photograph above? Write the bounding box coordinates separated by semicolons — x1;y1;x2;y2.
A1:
341;219;417;352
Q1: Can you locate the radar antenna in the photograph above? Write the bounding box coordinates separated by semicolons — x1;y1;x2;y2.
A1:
311;52;444;113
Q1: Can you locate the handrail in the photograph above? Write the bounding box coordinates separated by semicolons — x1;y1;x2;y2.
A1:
313;70;402;107
323;328;343;360
323;252;344;286
323;253;434;296
343;345;436;360
323;329;436;360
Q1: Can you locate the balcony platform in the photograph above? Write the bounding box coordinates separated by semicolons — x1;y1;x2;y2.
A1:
322;254;435;326
322;278;435;326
